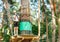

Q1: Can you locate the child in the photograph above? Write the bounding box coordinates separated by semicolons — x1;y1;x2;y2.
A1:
13;10;19;36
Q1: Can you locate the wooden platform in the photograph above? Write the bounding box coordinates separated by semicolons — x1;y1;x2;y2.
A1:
10;35;39;42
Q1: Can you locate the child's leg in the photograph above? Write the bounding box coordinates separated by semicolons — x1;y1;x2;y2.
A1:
14;27;18;36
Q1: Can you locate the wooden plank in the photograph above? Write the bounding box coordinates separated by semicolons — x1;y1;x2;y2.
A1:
10;35;39;42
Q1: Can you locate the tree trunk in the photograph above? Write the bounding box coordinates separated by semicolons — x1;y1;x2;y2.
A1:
46;16;49;42
49;0;56;42
58;3;60;42
38;0;40;42
42;0;45;23
42;0;49;42
42;11;44;23
3;0;13;36
58;14;60;42
3;0;13;25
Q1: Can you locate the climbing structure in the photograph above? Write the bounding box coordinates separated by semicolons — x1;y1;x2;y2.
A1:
10;0;40;42
0;0;40;42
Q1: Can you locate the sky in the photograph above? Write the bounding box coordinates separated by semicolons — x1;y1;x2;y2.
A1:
0;0;3;12
0;0;3;23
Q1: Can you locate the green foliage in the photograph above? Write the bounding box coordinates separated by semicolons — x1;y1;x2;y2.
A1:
32;25;38;35
1;25;10;42
40;22;46;36
3;35;10;42
46;0;50;4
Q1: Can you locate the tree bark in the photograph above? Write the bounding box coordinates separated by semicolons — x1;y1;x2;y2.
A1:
42;0;49;42
3;0;13;36
58;14;60;42
49;0;56;42
38;0;40;42
58;3;60;42
46;16;49;42
42;0;45;23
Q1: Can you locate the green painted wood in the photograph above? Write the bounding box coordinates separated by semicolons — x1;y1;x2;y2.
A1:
19;21;32;31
